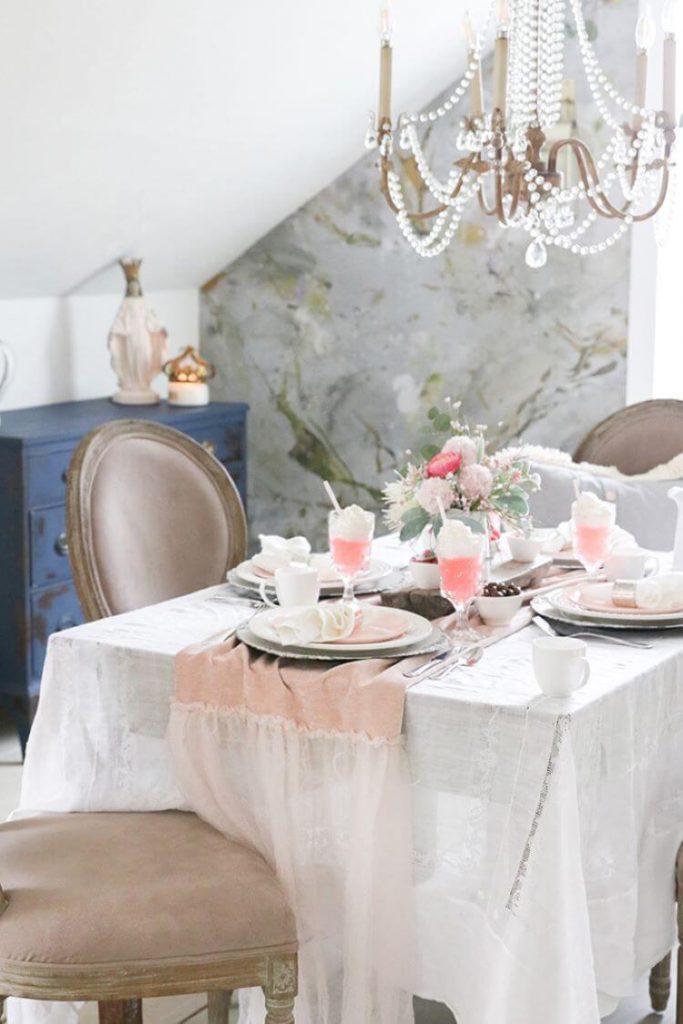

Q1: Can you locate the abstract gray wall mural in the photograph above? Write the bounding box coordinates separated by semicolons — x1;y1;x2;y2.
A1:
202;0;634;544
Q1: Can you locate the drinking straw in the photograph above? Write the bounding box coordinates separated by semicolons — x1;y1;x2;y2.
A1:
436;496;448;527
323;480;342;513
573;479;581;500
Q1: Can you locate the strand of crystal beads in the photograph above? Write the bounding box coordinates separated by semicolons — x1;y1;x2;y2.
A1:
537;0;566;128
404;0;498;126
387;170;478;257
569;0;652;127
401;124;478;206
507;0;540;131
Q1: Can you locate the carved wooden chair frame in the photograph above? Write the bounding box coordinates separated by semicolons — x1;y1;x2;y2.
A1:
66;419;247;621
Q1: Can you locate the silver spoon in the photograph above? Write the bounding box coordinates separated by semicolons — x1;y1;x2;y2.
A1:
427;644;484;681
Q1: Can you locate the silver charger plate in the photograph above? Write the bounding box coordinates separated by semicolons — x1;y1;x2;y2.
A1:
227;558;393;598
531;594;683;632
236;622;448;662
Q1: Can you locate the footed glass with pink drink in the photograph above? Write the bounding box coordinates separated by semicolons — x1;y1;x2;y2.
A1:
571;491;616;576
329;505;375;607
436;519;485;642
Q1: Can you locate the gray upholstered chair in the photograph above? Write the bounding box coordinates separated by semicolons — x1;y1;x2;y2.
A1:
0;811;297;1024
66;420;247;620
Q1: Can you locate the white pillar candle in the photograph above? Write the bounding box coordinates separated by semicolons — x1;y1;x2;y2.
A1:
168;381;210;407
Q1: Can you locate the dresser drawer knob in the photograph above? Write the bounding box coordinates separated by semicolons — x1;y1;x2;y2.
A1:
54;532;69;557
201;440;216;456
55;615;76;632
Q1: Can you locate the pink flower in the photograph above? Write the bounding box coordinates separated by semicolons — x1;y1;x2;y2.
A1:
416;478;454;515
459;464;493;500
441;436;478;466
426;451;462;478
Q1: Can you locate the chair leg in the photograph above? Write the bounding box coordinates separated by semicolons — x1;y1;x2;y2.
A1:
0;994;6;1024
650;952;672;1012
98;1000;143;1024
208;990;233;1024
263;952;297;1024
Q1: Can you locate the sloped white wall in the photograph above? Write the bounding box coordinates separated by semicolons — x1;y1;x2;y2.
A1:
0;289;199;412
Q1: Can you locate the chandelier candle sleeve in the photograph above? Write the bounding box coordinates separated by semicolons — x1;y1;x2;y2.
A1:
378;3;393;127
463;12;484;116
493;29;509;112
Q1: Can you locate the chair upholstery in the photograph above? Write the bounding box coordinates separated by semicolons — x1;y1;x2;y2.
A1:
67;421;247;620
0;811;297;1010
574;399;683;474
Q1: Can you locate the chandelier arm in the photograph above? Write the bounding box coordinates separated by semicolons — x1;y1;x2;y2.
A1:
573;138;670;221
381;150;477;221
547;139;618;218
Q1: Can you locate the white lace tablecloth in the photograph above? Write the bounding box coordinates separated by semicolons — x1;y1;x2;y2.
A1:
14;538;683;1024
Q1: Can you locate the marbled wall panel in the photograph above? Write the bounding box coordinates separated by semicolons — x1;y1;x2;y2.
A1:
202;0;635;544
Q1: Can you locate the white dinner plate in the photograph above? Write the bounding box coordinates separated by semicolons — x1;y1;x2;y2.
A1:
248;605;432;654
547;584;683;625
237;622;447;662
531;592;683;631
229;557;392;595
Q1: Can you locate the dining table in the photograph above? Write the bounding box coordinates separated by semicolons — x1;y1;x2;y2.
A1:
10;536;683;1024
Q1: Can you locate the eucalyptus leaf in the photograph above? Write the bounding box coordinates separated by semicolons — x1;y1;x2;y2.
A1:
433;414;452;433
421;444;440;460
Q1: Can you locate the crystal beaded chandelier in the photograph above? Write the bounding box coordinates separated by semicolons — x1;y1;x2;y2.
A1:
366;0;678;266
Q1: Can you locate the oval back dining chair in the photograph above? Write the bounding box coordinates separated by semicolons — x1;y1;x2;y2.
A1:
574;399;683;475
67;420;247;620
0;810;297;1024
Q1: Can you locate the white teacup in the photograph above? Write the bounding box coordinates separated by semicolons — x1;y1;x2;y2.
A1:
604;548;659;582
260;564;320;608
532;636;591;697
507;534;544;562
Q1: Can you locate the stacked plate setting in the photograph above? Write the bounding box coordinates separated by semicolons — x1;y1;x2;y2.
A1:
532;582;683;631
228;557;393;598
239;606;446;662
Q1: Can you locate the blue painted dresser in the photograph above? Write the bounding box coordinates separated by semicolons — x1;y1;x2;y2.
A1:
0;398;248;747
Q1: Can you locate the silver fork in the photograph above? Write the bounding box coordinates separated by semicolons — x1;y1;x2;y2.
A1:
532;615;653;649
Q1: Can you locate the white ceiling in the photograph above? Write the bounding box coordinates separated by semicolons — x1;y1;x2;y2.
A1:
0;0;484;297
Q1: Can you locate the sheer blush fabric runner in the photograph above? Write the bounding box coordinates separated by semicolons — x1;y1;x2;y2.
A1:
170;635;416;1024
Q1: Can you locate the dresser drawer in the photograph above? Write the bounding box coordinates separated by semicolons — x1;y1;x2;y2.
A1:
29;507;71;587
31;583;84;679
26;447;74;508
184;422;244;463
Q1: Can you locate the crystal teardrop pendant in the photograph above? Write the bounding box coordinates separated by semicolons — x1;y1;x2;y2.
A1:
525;239;548;269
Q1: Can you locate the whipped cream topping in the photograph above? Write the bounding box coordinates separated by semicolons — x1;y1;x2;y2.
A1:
571;491;615;526
331;504;375;541
436;519;484;559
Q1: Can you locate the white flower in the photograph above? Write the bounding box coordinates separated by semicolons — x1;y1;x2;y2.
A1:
441;436;478;466
459;464;493;500
416;478;455;515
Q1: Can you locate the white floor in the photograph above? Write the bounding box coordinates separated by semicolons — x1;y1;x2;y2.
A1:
0;715;675;1024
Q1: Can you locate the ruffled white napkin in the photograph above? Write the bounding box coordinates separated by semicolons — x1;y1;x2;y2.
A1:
635;572;683;612
253;535;311;574
272;603;356;646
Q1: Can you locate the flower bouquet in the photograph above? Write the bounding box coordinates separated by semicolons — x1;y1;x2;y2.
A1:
383;402;540;565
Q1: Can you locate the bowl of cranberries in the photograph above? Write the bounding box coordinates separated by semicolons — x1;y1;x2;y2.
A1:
475;582;523;626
